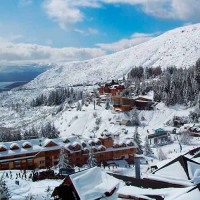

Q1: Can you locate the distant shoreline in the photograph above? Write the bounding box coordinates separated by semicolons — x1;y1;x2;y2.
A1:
0;81;28;91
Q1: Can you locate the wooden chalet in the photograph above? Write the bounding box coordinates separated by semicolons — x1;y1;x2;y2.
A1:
98;80;125;96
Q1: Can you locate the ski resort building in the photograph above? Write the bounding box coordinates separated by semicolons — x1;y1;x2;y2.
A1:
0;134;137;170
148;128;173;146
112;96;154;112
98;80;125;96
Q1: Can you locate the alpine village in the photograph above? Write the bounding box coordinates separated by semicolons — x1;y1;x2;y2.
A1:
2;1;200;200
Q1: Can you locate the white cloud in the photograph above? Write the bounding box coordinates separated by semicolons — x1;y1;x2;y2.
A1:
75;29;85;34
75;28;99;35
43;0;83;30
88;28;99;34
19;0;32;6
0;34;24;43
96;32;158;52
42;0;200;30
0;40;105;64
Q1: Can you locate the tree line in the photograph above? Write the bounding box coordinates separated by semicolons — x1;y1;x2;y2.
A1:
31;88;83;107
0;123;60;142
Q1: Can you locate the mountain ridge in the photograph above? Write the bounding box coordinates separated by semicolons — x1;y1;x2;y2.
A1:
26;23;200;89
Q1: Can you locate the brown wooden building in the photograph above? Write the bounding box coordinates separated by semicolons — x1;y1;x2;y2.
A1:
98;80;125;96
0;135;137;170
112;96;154;112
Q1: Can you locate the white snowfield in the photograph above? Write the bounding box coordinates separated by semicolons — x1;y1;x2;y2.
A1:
26;23;200;89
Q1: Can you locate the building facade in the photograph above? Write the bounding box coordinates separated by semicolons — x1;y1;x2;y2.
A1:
0;134;137;170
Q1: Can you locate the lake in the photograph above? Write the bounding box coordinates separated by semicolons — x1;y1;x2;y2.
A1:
0;82;15;89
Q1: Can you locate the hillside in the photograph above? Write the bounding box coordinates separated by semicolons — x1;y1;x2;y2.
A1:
26;23;200;89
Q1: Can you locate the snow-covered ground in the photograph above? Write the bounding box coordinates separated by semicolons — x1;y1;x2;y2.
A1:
0;170;62;200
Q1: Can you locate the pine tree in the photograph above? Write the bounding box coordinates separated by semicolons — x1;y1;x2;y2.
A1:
0;174;10;200
157;148;167;161
105;97;110;110
179;130;191;145
87;147;98;168
143;136;153;156
134;126;143;154
57;146;71;169
130;108;140;126
195;59;200;91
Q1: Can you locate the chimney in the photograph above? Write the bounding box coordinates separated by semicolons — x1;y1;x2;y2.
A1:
135;157;141;179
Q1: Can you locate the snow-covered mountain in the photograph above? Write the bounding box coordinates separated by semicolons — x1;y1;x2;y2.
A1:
26;23;200;89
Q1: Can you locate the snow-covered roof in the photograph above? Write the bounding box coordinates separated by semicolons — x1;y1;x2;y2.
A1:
150;155;200;185
72;141;80;147
0;144;7;150
126;140;134;145
43;138;58;147
88;140;94;144
93;138;100;143
10;143;20;149
117;185;197;200
174;188;200;200
22;142;32;148
69;167;120;200
97;145;106;150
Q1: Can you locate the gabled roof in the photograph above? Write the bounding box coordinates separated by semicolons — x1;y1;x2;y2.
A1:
153;155;200;181
69;167;120;200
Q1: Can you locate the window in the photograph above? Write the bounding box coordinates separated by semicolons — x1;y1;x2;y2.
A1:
1;163;8;168
122;99;131;106
27;159;33;165
40;160;45;164
114;98;120;105
15;161;21;168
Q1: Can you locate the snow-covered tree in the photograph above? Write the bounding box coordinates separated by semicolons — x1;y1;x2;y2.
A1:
87;147;98;168
133;126;143;154
195;59;200;92
25;193;36;200
57;146;71;169
179;131;192;145
76;101;81;111
130;108;140;126
143;136;153;156
0;175;10;200
157;148;167;161
105;97;110;110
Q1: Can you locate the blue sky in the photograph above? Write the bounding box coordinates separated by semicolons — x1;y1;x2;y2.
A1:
0;0;200;64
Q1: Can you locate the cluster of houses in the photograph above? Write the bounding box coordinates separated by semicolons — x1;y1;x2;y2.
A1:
179;123;200;137
52;154;200;200
0;133;137;170
98;80;155;112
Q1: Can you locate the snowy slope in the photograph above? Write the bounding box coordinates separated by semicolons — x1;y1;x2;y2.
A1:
26;23;200;89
